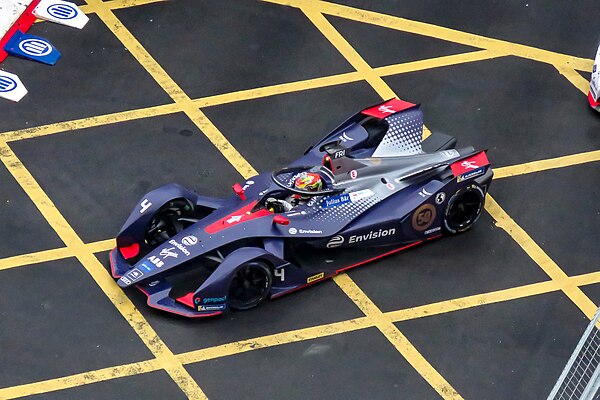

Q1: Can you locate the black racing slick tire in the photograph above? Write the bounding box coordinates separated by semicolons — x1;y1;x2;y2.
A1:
145;198;195;247
443;184;485;234
228;261;272;311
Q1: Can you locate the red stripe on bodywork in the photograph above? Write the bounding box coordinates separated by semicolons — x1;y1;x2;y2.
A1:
361;98;416;119
450;151;489;177
205;201;272;234
271;240;426;299
0;0;41;62
589;91;600;109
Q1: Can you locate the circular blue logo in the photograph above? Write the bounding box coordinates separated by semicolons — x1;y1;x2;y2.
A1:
47;3;77;20
19;39;52;57
0;76;17;92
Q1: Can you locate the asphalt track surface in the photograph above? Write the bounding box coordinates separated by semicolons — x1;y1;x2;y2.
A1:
0;1;599;399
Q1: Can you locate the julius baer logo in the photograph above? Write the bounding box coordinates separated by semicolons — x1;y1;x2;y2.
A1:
327;227;396;248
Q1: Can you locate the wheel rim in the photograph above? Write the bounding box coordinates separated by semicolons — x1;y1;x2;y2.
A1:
228;263;270;310
445;190;483;231
145;198;195;246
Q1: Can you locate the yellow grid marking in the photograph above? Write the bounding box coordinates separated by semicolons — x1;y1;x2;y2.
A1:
301;7;396;100
298;3;433;139
494;149;600;179
333;274;462;399
0;143;207;399
177;316;372;364
269;0;593;71
0;50;501;144
0;0;597;398
4;250;600;398
556;66;591;95
85;0;256;178
85;238;116;253
0;247;71;271
1;104;181;143
0;359;162;399
485;194;598;318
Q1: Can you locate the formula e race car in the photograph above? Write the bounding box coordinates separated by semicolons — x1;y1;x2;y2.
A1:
109;98;493;318
590;41;600;111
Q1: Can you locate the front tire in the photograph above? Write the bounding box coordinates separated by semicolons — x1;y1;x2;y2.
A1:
228;261;272;311
443;184;485;234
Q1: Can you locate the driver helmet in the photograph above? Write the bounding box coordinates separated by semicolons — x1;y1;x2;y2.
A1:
294;172;322;199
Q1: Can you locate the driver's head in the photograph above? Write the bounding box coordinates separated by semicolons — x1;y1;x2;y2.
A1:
294;172;322;195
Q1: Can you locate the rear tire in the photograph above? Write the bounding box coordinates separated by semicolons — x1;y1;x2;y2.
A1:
443;184;485;234
228;261;272;311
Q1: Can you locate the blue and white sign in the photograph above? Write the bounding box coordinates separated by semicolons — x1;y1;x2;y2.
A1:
5;30;61;65
47;3;78;20
0;76;17;92
33;0;89;29
0;70;27;102
19;38;53;57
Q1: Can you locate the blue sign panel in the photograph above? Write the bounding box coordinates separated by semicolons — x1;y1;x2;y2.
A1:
4;30;61;65
322;193;351;208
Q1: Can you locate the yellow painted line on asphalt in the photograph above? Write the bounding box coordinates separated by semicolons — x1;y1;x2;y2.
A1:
178;316;372;364
0;240;110;272
5;260;600;398
0;359;162;399
0;142;207;400
298;3;434;139
333;274;462;399
0;103;180;143
494;149;600;179
87;0;256;179
485;194;598;318
104;0;168;11
267;0;594;71
0;247;72;271
300;6;396;99
86;238;116;253
375;49;506;77
388;280;561;322
196;71;362;108
1;50;499;145
556;66;591;95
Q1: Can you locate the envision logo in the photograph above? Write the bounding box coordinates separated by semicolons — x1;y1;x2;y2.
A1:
326;228;397;247
349;228;396;244
326;235;344;248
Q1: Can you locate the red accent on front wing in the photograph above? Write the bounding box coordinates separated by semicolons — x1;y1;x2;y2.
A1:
176;292;196;308
205;201;272;234
361;98;416;119
0;0;41;62
450;151;490;177
589;91;600;109
137;286;222;318
271;240;426;299
119;243;140;260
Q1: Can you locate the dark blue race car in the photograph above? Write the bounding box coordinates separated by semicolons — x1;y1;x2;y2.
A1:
109;99;493;318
